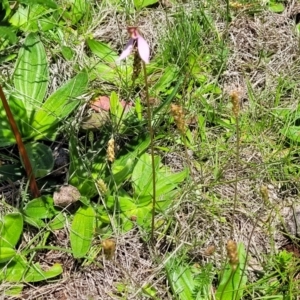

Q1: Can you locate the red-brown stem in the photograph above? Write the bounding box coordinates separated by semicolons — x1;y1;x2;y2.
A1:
0;85;40;198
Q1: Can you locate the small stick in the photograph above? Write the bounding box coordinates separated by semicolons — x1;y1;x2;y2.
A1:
0;85;40;198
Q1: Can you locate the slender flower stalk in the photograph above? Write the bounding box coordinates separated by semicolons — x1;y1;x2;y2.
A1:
118;27;156;245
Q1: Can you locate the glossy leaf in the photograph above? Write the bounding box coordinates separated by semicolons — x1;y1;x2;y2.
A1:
86;38;118;63
70;205;95;258
24;263;63;282
134;0;158;9
23;196;57;219
0;247;16;263
0;213;23;248
21;142;54;177
2;254;62;283
31;72;88;139
13;33;48;118
132;153;159;197
0;93;29;147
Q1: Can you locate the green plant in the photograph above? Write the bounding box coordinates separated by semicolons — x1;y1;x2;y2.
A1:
0;32;88;180
0;212;62;296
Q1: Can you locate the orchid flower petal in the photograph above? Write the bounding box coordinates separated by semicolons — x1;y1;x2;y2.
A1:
137;35;150;64
118;38;134;62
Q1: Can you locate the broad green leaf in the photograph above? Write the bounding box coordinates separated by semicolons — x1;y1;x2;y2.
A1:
110;136;150;186
31;72;88;139
134;0;158;9
49;212;67;230
86;38;118;63
92;63;117;83
24;262;63;282
132;153;160;197
0;164;23;183
70;0;87;24
23;215;46;228
119;197;137;212
152;65;179;94
2;254;62;283
0;94;29;147
21;142;54;177
13;33;48;118
70;205;95;258
0;247;16;263
281;125;300;143
216;243;247;300
268;1;285;13
69;135;106;198
23;196;57;219
18;0;58;9
0;213;23;248
0;26;17;44
165;256;197;300
9;6;28;28
61;45;74;60
110;91;123;122
155;169;188;197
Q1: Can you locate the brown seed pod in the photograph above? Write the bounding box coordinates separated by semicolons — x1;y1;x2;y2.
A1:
102;239;116;260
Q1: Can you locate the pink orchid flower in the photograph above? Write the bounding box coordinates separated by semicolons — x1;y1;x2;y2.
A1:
118;27;150;64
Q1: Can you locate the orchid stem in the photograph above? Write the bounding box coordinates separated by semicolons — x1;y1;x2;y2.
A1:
0;85;40;198
142;61;156;246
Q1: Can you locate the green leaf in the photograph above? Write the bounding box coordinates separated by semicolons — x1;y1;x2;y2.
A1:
62;0;86;24
0;164;23;183
69;135;106;198
0;26;17;44
18;0;58;9
110;136;150;187
0;247;16;263
23;196;57;219
49;212;67;230
133;0;159;9
165;255;197;300
132;153;160;197
21;142;54;177
86;38;118;63
110;91;123;122
61;45;74;60
152;65;179;94
0;213;23;248
24;262;63;282
13;33;48;118
268;1;285;13
2;254;62;283
281;125;300;143
70;205;95;258
31;72;88;139
0;93;29;146
216;243;247;300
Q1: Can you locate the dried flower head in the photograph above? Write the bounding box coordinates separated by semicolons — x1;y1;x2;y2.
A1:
96;179;108;194
170;104;186;134
230;90;240;117
118;26;150;64
226;240;239;270
102;239;116;260
106;138;115;163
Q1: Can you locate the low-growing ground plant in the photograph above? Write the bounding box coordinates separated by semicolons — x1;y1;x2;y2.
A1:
1;0;300;299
